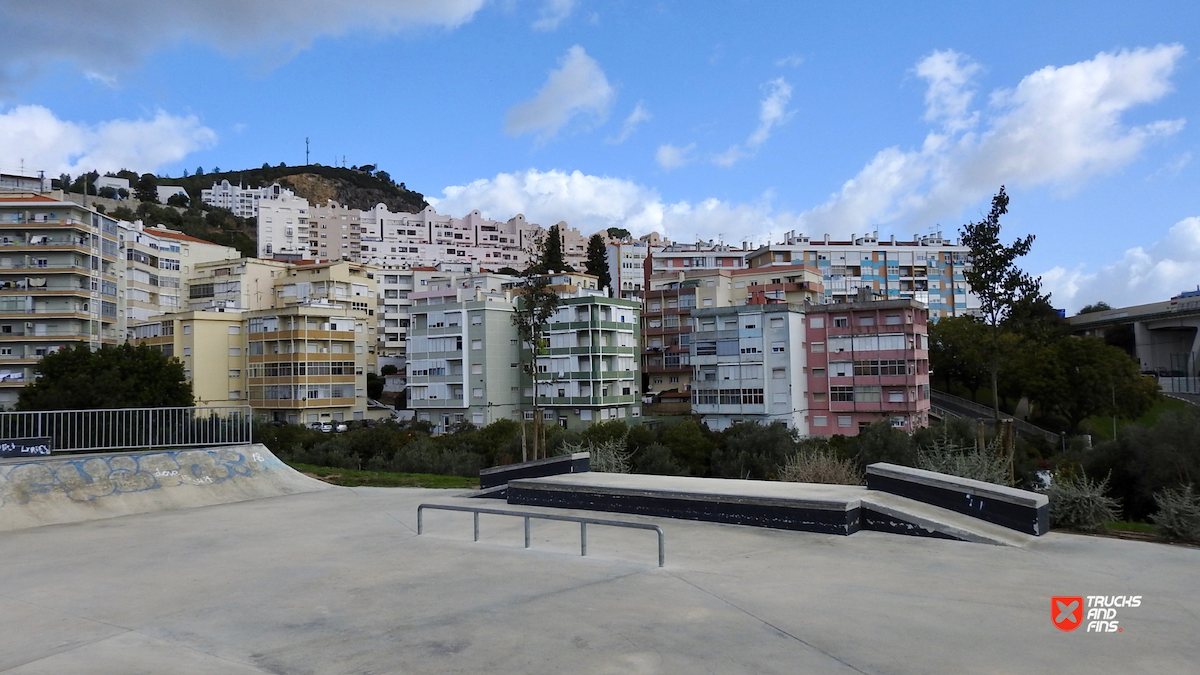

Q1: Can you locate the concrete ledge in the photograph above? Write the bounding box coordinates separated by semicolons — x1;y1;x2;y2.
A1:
866;463;1049;535
478;453;590;489
507;474;865;535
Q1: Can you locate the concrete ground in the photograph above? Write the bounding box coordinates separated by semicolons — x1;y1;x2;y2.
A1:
2;486;1197;674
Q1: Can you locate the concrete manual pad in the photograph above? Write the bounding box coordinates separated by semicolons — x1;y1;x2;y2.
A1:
1;486;1197;674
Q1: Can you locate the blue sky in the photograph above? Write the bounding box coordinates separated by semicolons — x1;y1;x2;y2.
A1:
1;0;1198;311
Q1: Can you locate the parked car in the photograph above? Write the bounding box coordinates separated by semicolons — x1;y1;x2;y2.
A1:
310;422;334;432
335;423;349;433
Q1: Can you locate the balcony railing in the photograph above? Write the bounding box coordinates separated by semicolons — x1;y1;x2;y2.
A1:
0;405;253;454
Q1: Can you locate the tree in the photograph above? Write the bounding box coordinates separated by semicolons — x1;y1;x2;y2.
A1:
512;230;561;461
607;227;631;240
167;193;190;207
584;233;611;293
97;186;118;199
17;343;193;411
711;421;798;479
117;188;130;200
529;223;570;274
134;173;159;203
1019;336;1158;433
1078;301;1112;315
960;186;1044;419
366;373;385;400
380;364;399;376
929;316;990;400
496;266;521;276
662;419;715;476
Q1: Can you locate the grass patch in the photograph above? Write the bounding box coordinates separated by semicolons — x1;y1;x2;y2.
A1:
1105;521;1157;534
1081;396;1189;441
289;463;479;489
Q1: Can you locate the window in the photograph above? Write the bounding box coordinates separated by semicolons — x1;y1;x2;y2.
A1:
229;390;241;400
838;416;852;428
770;317;784;329
183;324;192;335
471;314;482;325
183;347;192;356
892;416;907;428
812;367;826;378
473;413;485;425
889;390;905;403
471;339;482;350
833;316;848;328
809;316;825;329
472;364;483;374
772;368;786;379
812;392;827;402
813;415;828;427
831;386;854;402
228;347;241;356
859;316;874;326
811;342;825;353
886;314;902;325
855;386;881;402
229;370;241;378
831;361;853;377
472;388;483;399
771;342;786;353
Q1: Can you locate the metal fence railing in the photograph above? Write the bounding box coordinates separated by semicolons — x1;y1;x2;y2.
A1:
930;391;1061;446
417;503;666;567
0;406;253;455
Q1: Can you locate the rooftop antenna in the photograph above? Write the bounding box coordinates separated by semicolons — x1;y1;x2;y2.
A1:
305;137;310;165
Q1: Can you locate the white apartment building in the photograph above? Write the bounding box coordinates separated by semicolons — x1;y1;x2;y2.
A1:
689;304;808;433
257;192;311;260
202;181;295;219
607;241;649;299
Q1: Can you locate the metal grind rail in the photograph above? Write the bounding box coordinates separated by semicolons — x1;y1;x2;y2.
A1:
417;503;665;567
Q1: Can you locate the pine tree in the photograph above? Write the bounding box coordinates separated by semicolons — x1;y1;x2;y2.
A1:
584;234;611;293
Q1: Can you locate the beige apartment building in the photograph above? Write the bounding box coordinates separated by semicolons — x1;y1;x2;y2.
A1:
121;222;241;326
0;193;123;407
132;258;378;423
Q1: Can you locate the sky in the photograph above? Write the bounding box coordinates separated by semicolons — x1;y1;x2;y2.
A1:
1;0;1198;313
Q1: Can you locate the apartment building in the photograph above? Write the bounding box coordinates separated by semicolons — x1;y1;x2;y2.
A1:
746;230;975;319
202;180;295;219
520;273;642;430
121;223;240;325
607;240;649;299
689;304;808;432
133;258;378;423
0;193;122;406
646;241;749;280
406;273;522;431
374;261;488;374
641;265;823;397
804;297;931;435
306;201;362;262
256;191;311;260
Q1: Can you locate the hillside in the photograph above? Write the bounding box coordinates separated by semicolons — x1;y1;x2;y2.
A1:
168;164;428;213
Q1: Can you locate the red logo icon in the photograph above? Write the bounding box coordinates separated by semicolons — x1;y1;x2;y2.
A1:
1053;596;1084;631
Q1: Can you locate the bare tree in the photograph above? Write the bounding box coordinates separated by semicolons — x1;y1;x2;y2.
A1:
512;231;561;460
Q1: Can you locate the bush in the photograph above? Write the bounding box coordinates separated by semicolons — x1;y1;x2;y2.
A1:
916;428;1012;486
1042;472;1121;532
1152;484;1200;542
563;438;631;473
662;419;715;476
849;420;918;468
632;443;688;476
710;421;798;480
778;446;862;485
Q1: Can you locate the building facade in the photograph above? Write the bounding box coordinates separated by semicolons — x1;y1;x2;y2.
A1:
0;193;122;406
746;230;975;319
690;304;809;432
202;180;295;219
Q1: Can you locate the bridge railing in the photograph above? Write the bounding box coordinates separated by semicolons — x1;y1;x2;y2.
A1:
0;406;253;455
930;391;1060;446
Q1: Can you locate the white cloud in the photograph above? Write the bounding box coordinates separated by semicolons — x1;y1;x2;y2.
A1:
914;49;981;133
656;143;696;170
505;45;614;143
434;168;788;245
1148;151;1193;180
0;105;217;175
714;77;794;167
775;54;805;68
0;0;487;95
606;101;651;144
1042;216;1200;312
798;44;1186;239
531;0;577;31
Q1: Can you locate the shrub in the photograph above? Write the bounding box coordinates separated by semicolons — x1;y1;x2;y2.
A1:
916;428;1012;486
850;420;918;468
1042;472;1121;532
561;438;631;473
632;443;688;476
778;447;862;485
1152;484;1200;543
710;421;798;480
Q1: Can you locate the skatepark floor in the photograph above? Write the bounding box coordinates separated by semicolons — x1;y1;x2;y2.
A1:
2;485;1197;674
